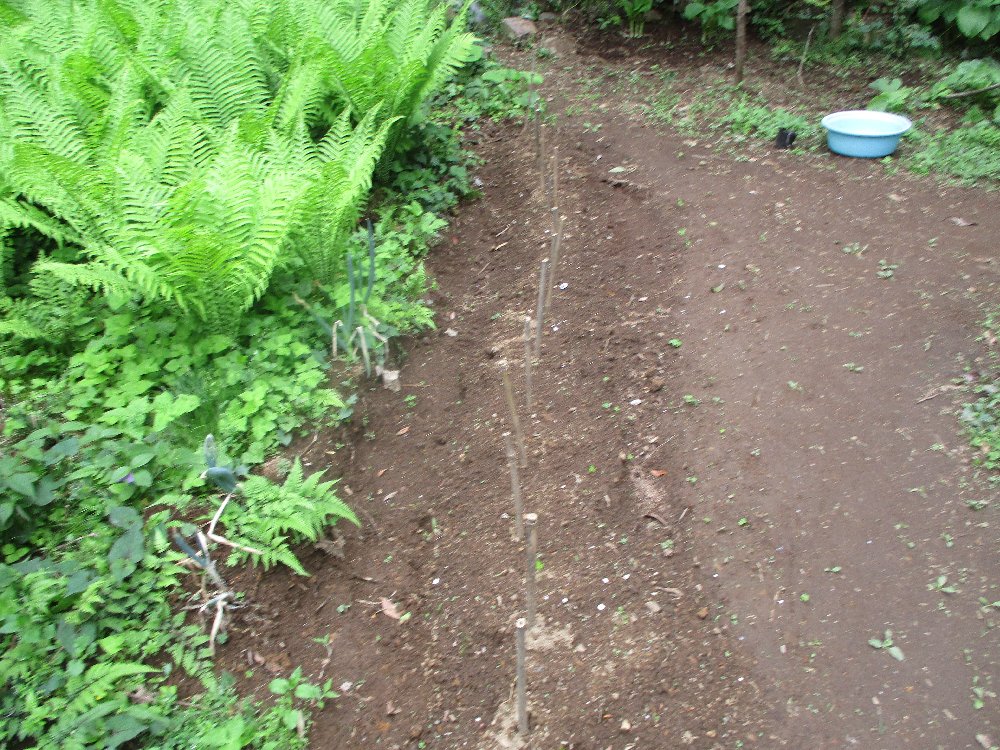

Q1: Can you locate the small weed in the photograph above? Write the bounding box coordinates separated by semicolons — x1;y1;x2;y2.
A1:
843;363;864;374
824;566;842;574
868;629;905;661
928;575;958;594
787;381;803;392
404;394;417;408
971;675;997;710
842;242;868;256
877;259;898;279
668;338;683;348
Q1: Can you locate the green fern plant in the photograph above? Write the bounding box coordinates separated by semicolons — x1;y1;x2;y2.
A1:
266;0;480;130
219;459;359;575
1;0;478;329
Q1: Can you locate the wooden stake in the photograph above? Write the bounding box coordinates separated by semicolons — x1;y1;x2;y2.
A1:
503;432;524;540
522;315;533;412
500;361;527;468
515;617;529;735
537;121;546;195
544;215;563;312
551;145;560;214
524;512;538;630
534;258;549;359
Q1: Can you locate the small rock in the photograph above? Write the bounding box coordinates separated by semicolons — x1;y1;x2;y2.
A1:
696;606;709;619
976;734;994;749
648;377;665;392
621;719;632;732
681;730;697;745
381;368;401;392
502;16;536;40
445;328;458;337
645;601;662;614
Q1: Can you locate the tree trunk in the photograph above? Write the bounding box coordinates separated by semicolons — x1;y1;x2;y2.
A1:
830;0;845;39
734;0;749;85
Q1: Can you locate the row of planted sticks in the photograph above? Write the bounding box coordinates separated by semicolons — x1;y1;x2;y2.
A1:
496;102;566;738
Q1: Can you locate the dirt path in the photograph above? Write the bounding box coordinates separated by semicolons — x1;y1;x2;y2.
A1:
218;31;998;750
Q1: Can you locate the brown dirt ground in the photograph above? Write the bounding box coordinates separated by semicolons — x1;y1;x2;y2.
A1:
213;24;999;750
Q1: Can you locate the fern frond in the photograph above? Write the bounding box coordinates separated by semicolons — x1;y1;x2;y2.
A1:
34;258;134;302
0;317;44;340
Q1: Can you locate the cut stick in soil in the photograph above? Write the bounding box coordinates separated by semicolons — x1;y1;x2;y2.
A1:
534;258;549;359
503;431;525;540
538;123;546;196
524;512;538;630
523;315;533;412
544;216;563;312
515;617;529;736
500;361;528;468
550;145;560;216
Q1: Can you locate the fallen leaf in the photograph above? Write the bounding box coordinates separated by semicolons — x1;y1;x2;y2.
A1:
386;701;400;716
650;469;668;477
380;597;401;620
696;606;709;620
396;426;410;436
377;468;387;477
949;216;977;227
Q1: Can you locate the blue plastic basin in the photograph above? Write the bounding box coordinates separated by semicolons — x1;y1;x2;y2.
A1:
821;110;912;158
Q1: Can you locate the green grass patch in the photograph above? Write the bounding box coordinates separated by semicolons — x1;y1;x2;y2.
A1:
961;308;1000;476
907;121;1000;184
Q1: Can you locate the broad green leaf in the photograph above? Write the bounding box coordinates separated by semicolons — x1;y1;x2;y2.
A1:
109;505;141;528
6;473;36;497
887;646;905;661
957;5;990;37
109;524;144;565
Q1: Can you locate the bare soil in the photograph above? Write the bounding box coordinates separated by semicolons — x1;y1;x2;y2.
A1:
215;25;999;750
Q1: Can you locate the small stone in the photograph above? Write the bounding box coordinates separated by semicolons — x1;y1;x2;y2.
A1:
381;368;401;392
645;601;662;614
648;377;665;392
976;734;994;749
706;730;717;738
502;16;537;40
621;719;631;732
696;606;709;619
